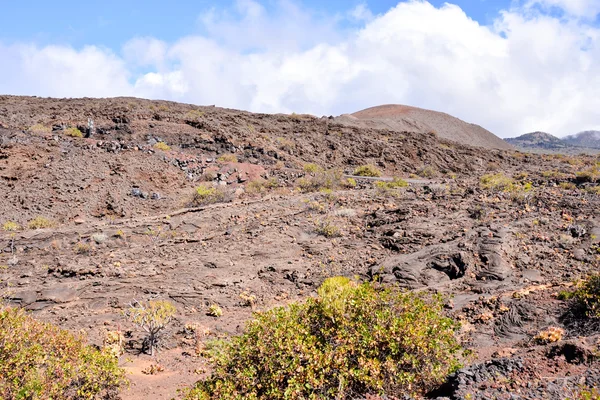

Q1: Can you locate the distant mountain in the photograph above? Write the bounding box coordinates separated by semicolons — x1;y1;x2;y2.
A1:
563;130;600;149
505;131;571;150
335;104;513;150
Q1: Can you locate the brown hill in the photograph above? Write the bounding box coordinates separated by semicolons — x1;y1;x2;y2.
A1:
335;104;512;150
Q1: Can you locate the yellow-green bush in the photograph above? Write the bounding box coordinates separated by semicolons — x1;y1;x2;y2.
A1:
303;163;324;174
375;177;408;190
27;216;55;230
353;164;382;177
0;306;127;399
64;127;83;138
572;275;600;318
297;168;344;193
182;278;462;399
153;142;171;151
192;184;226;206
576;166;600;183
217;154;238;163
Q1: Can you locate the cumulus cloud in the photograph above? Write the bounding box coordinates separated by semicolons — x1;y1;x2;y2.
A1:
0;0;599;137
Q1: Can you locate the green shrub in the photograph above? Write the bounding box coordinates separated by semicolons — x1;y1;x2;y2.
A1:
375;177;408;190
343;177;357;188
0;306;127;399
417;166;437;178
303;163;324;174
27;216;55;230
217;154;238;163
314;219;342;238
246;178;278;195
124;300;176;356
192;184;226;206
64;127;83;138
573;275;600;318
154;142;171;151
353;164;382;177
297;169;344;193
183;278;462;399
480;173;533;194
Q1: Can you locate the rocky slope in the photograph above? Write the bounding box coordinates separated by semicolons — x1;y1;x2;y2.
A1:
1;96;600;399
336;104;513;151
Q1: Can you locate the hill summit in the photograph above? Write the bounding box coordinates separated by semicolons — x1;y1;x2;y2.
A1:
335;104;512;150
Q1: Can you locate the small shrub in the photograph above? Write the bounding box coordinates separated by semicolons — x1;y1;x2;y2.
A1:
315;219;342;238
74;242;92;255
0;306;127;399
303;163;324;174
124;300;176;356
28;124;51;134
586;186;600;195
353;164;382;177
417;166;437;178
217;154;238;163
185;110;205;120
276;137;295;152
533;327;564;344
297;169;344;193
64;127;83;138
576;166;600;183
572;275;600;318
182;278;462;399
343;177;357;188
208;304;223;318
2;221;20;232
246;178;278;195
480;173;532;193
27;216;55;230
375;177;408;190
192;184;226;206
154;142;171;151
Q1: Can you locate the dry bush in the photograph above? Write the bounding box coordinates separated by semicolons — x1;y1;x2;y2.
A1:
192;184;226;206
353;164;382;177
124;300;176;356
27;216;55;230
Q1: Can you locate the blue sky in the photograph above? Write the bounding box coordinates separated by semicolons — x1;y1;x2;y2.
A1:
0;1;511;50
1;0;599;137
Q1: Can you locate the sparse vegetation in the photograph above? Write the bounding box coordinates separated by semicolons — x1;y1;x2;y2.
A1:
353;164;382;177
533;327;564;344
0;306;127;399
572;275;600;318
27;216;55;230
185;110;205;120
375;177;408;190
303;163;324;174
417;166;437;178
154;142;171;151
297;167;344;193
2;221;20;232
28;124;51;134
246;178;278;195
124;300;176;356
64;127;83;138
207;304;223;318
480;173;533;194
182;278;462;399
576;165;600;183
192;184;226;206
314;219;342;238
217;154;238;163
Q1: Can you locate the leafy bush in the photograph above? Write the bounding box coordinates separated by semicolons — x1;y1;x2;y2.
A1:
297;169;344;193
27;216;55;230
124;300;176;355
183;278;462;399
154;142;171;151
0;306;127;399
303;163;324;174
417;166;437;178
192;184;226;206
353;164;382;177
64;127;83;138
375;177;408;190
572;275;600;318
2;221;20;232
314;219;342;238
217;154;238;163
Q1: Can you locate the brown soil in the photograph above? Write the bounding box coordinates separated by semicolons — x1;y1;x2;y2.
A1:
1;96;599;399
338;104;513;151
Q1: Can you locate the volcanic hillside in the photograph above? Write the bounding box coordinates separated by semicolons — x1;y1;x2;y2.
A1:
1;96;600;399
335;104;513;150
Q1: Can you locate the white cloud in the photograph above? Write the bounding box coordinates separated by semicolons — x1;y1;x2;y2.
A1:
526;0;600;18
1;0;599;137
